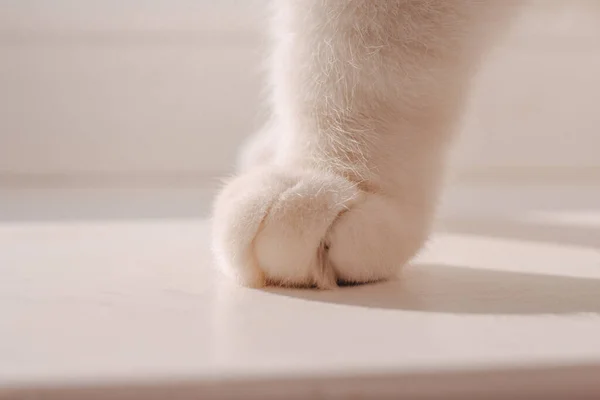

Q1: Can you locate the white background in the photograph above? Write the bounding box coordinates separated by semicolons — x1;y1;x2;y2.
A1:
0;0;599;184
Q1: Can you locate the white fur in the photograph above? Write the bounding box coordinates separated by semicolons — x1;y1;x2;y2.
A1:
212;0;519;288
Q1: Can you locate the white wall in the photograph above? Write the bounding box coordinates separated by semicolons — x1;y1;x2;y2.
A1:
457;3;600;180
1;1;599;182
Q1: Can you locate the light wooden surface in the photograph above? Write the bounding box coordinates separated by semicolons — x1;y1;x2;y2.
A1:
1;184;599;399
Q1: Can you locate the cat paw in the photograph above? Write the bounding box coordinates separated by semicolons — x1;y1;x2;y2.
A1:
211;167;427;289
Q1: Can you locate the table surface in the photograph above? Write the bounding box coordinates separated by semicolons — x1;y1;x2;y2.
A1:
1;184;600;399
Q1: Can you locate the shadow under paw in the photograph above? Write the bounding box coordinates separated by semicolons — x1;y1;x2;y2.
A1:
264;263;600;315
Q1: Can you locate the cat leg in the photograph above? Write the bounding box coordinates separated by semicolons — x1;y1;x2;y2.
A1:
212;0;517;288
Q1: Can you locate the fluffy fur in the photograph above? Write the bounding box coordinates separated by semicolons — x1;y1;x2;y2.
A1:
212;0;520;288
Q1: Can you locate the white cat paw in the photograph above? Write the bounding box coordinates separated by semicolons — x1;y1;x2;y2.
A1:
211;167;427;289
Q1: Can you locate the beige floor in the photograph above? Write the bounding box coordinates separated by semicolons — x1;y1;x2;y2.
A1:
1;183;599;399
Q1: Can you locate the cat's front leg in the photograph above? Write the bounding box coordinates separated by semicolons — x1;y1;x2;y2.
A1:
211;0;516;288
